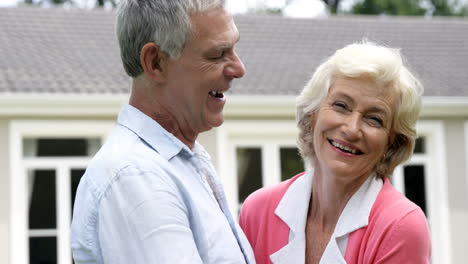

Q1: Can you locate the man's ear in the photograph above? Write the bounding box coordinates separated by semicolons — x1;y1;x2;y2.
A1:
140;42;167;82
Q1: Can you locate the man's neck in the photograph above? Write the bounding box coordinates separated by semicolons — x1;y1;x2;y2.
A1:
129;82;198;150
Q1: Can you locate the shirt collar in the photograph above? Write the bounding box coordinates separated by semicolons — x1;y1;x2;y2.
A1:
271;171;383;263
275;170;313;237
117;104;195;160
192;142;212;160
333;175;383;237
270;171;313;263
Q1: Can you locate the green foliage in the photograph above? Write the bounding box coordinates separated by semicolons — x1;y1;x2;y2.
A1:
352;0;425;15
23;0;117;7
351;0;468;16
252;7;283;15
430;0;468;16
320;0;341;14
23;0;73;5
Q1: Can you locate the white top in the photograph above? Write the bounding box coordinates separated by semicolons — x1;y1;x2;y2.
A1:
270;170;383;264
71;104;255;264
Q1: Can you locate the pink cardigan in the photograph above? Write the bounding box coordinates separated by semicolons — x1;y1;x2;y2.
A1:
239;173;431;264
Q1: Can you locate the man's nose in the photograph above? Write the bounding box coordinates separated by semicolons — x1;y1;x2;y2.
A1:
224;52;245;79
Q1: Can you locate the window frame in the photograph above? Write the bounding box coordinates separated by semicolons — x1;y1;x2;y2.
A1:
9;120;114;264
220;119;450;263
465;121;468;203
392;120;450;264
216;120;299;215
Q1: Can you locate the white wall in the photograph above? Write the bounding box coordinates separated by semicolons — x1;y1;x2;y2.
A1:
0;118;10;264
446;120;468;263
198;128;219;172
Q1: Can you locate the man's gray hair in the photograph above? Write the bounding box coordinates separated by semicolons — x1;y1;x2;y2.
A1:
116;0;226;77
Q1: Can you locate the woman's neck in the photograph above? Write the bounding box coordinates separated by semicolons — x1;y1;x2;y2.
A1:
308;167;367;230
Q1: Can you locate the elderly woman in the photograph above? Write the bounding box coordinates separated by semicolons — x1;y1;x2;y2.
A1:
239;41;431;264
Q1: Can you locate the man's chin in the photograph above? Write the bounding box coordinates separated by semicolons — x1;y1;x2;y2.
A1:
206;116;225;130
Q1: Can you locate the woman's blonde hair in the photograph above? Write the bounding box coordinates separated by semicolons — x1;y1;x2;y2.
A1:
296;41;423;178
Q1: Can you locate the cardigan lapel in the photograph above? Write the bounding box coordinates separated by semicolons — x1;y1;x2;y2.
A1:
321;175;383;263
269;171;383;264
270;171;313;264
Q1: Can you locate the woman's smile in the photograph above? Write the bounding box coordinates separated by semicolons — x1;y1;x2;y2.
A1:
327;138;364;155
312;76;395;178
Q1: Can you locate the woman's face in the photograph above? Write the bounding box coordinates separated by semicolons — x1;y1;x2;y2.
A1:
311;76;396;181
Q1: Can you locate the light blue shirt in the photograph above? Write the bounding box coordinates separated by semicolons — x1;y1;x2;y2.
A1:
71;104;255;264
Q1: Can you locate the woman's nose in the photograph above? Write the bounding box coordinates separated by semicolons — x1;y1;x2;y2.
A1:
342;114;362;140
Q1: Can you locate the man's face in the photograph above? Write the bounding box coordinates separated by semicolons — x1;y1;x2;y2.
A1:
160;8;245;135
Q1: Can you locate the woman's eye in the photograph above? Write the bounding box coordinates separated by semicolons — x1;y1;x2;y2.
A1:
333;102;348;110
368;116;384;126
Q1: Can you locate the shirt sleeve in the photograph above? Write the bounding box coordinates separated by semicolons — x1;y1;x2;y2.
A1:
374;208;432;264
98;166;204;264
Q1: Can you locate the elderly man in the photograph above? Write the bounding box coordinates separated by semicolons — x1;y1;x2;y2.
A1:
70;0;255;263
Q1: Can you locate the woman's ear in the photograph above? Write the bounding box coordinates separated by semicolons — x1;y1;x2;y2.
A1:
140;42;168;82
387;131;397;150
309;111;317;130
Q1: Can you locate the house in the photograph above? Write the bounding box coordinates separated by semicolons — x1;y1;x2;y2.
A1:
1;6;467;264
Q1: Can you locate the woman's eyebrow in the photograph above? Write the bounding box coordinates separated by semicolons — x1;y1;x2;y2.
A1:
332;92;354;103
367;106;391;118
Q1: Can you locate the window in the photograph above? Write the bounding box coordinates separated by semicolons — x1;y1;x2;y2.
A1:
234;145;303;206
403;165;427;215
280;147;303;181
233;143;304;212
465;121;468;201
220;120;449;264
9;120;114;264
25;138;99;264
236;147;263;204
392;121;451;264
217;120;304;214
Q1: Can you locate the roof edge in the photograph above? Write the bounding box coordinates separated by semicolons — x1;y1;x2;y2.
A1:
421;96;468;117
225;95;296;118
0;94;467;118
0;94;129;117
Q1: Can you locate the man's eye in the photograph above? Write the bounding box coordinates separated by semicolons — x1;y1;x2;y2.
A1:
209;51;225;59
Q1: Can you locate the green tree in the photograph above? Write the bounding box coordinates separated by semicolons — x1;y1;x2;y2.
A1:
429;0;468;15
23;0;73;5
320;0;342;14
23;0;117;8
351;0;468;16
95;0;117;8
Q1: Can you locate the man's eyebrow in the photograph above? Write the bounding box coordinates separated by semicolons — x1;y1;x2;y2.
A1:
204;31;240;53
215;35;240;50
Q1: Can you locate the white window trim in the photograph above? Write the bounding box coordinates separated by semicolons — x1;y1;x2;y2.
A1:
219;119;451;263
9;120;114;264
216;120;299;216
24;158;89;264
393;121;451;264
465;121;468;203
418;121;451;264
